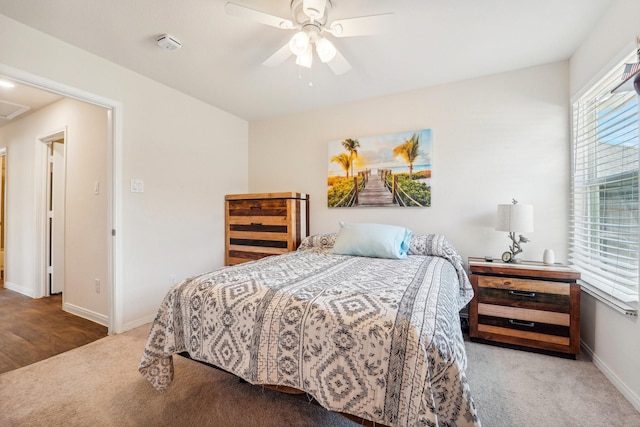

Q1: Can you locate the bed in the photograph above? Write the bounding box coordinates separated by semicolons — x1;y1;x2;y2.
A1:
139;231;480;426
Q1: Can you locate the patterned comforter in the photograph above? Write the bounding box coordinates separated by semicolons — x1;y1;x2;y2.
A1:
139;234;480;426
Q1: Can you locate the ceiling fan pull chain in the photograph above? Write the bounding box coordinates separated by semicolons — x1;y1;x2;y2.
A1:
296;67;314;87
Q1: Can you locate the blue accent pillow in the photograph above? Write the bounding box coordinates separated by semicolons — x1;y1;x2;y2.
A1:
331;222;413;259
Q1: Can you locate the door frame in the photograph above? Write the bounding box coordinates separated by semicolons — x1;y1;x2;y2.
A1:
36;129;66;298
0;63;123;334
0;147;6;283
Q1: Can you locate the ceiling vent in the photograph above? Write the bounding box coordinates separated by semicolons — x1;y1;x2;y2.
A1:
0;100;31;120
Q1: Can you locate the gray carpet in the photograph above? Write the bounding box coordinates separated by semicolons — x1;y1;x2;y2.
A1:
0;324;638;426
465;339;640;426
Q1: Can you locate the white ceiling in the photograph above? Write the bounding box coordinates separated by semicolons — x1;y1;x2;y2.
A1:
0;80;63;128
0;0;613;121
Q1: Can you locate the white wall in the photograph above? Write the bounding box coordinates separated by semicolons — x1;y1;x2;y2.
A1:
569;0;640;412
0;14;249;331
0;98;110;324
63;99;109;321
249;61;570;266
0;111;40;296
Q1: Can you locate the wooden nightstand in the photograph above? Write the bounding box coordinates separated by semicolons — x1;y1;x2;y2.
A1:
468;257;581;357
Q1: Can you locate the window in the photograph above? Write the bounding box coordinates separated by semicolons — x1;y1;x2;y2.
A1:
570;50;639;312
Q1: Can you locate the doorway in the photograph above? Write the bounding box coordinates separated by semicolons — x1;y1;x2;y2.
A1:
0;65;121;333
41;134;65;296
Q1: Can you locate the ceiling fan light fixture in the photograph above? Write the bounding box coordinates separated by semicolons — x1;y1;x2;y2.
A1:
295;45;313;68
316;37;337;63
289;31;310;56
303;0;326;20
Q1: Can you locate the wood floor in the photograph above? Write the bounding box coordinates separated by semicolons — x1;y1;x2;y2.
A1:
0;283;108;374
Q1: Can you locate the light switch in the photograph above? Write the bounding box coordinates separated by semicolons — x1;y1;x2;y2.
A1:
130;179;144;193
94;181;100;195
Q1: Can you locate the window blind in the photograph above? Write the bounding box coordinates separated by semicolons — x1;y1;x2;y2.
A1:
570;51;639;305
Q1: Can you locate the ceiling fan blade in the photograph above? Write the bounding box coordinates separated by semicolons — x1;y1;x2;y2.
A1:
328;13;394;37
262;42;294;67
326;49;352;75
225;2;295;30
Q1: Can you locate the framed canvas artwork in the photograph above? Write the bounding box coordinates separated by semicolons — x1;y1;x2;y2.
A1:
327;129;432;208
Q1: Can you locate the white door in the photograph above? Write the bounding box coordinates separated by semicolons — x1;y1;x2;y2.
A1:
49;140;65;294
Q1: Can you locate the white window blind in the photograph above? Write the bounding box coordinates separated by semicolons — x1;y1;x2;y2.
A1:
570;51;639;306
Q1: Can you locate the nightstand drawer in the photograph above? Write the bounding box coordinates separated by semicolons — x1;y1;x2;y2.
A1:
477;303;569;326
477;277;571;313
478;276;569;295
477;314;570;338
477;322;570;347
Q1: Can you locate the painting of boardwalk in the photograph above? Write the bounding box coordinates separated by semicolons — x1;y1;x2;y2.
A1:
328;129;432;208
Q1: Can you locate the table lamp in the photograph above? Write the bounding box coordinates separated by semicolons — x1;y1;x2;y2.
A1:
496;199;534;263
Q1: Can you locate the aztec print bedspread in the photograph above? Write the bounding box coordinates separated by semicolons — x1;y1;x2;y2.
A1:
139;234;480;426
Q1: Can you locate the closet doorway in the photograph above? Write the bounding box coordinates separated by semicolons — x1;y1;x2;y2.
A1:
40;132;66;296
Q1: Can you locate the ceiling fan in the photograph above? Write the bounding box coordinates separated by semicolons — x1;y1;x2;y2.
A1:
225;0;393;75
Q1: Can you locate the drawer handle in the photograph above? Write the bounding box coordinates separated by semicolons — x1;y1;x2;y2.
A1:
509;319;535;328
251;222;263;226
509;290;536;298
250;206;260;209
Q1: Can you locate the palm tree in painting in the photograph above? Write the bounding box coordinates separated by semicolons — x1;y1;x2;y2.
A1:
331;153;352;178
341;138;360;179
393;133;421;178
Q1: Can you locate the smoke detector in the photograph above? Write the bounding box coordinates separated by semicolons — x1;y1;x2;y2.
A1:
156;34;182;51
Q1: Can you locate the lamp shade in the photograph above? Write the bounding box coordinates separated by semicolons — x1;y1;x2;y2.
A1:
295;45;313;68
316;37;337;63
289;31;310;56
496;203;534;232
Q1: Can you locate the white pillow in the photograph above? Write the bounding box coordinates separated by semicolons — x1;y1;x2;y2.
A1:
331;222;413;259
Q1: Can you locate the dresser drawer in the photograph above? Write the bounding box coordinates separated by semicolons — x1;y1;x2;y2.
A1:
227;199;288;216
227;245;288;264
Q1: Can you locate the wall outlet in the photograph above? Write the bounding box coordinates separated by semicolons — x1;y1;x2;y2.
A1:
170;275;177;285
95;279;101;293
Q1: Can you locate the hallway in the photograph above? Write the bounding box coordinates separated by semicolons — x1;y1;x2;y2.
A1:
0;284;108;374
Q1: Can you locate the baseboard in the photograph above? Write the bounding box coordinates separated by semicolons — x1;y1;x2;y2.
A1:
63;302;109;327
581;340;640;412
4;281;36;297
122;314;156;332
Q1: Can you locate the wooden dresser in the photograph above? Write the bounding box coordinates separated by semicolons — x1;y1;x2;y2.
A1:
468;258;581;357
225;192;309;266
